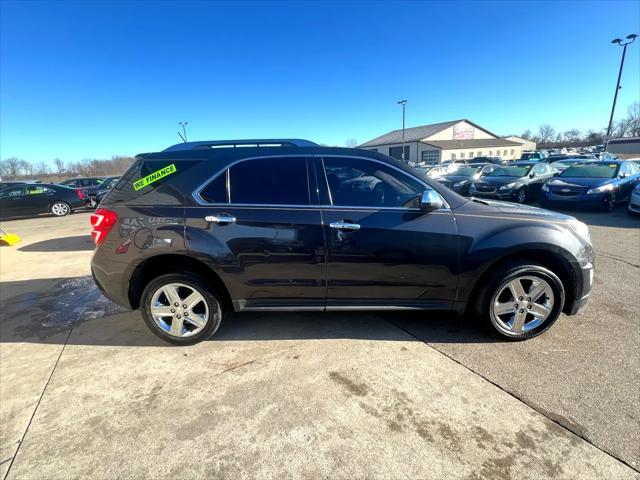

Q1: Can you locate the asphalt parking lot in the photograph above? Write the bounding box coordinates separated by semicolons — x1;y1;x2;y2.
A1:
1;207;639;479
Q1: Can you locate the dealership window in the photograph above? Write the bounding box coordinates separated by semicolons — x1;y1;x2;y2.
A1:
477;151;482;156
469;152;474;158
323;157;424;208
389;145;410;161
460;152;465;159
503;150;508;156
511;149;515;155
489;150;493;156
451;153;457;160
421;150;441;164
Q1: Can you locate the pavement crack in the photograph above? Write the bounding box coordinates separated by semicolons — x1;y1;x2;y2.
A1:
598;252;640;269
383;316;640;474
3;327;73;480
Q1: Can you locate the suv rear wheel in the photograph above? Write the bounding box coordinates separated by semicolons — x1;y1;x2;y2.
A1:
141;273;223;345
481;263;565;340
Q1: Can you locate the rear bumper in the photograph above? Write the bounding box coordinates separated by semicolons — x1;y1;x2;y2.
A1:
91;256;133;309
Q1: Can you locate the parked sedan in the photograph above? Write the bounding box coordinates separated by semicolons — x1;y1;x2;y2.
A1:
540;161;640;212
628;184;640;216
59;177;107;202
436;163;496;196
89;176;120;207
469;162;558;203
0;183;86;219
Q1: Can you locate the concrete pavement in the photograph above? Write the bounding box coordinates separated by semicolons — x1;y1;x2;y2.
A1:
1;209;638;479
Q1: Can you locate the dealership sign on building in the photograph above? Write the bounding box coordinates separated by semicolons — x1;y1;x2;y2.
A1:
453;124;474;140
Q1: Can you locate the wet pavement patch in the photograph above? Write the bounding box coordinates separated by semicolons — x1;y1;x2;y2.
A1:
1;276;126;340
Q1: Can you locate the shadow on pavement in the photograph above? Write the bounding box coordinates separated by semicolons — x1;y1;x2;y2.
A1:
0;276;497;347
18;235;94;252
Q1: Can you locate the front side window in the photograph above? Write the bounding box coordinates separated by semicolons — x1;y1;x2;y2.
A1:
323;157;424;208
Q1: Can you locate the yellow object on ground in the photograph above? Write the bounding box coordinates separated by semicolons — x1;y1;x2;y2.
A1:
0;228;21;246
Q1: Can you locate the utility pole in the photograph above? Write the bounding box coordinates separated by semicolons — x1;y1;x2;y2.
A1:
606;34;637;147
397;100;407;162
178;121;189;142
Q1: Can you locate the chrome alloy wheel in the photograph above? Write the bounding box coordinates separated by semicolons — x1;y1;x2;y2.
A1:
51;202;70;216
150;283;210;337
490;275;554;335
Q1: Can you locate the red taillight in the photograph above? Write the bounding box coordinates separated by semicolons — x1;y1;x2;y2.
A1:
75;188;86;199
90;208;118;246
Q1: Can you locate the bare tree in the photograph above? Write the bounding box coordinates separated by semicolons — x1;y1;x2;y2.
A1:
2;158;23;178
563;129;581;143
520;130;532;140
35;161;50;175
345;138;358;148
537;124;556;145
53;158;65;174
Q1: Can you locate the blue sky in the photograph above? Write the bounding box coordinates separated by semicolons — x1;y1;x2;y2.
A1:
1;0;639;163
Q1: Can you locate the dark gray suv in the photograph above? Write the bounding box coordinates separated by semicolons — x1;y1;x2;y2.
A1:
90;139;594;345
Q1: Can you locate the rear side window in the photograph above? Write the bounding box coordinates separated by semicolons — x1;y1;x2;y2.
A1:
227;157;309;205
200;172;228;203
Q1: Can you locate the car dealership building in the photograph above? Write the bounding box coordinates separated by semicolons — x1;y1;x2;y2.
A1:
358;119;525;164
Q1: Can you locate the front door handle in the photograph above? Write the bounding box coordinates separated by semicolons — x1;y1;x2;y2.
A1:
329;221;360;230
205;214;236;224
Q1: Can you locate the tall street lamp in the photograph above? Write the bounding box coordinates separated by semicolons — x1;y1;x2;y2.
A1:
397;100;407;162
178;121;189;142
606;34;638;143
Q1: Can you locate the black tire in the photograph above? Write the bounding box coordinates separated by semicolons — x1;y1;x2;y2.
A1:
604;193;616;212
140;273;223;345
479;263;565;341
50;201;71;216
515;187;527;204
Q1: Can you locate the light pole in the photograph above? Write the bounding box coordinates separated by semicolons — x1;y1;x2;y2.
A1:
606;34;637;143
397;100;407;162
178;121;189;142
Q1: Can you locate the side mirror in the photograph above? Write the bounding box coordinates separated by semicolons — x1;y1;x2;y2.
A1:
420;190;444;211
529;173;535;179
619;173;628;179
553;172;560;177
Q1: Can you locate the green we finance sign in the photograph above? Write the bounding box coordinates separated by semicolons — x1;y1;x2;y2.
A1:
133;164;177;191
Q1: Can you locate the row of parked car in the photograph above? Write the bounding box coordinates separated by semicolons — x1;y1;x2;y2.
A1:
0;176;120;220
423;157;640;215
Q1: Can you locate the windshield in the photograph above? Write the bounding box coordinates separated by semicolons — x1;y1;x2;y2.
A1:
453;166;482;176
560;164;618;178
487;166;531;177
520;153;537;160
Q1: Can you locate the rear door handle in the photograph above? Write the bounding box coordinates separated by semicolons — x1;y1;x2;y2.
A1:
329;221;360;230
205;214;236;224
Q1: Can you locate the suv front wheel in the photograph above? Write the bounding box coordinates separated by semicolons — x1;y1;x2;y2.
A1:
141;273;223;345
481;263;565;340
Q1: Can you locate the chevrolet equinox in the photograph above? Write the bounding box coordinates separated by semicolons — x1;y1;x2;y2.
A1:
90;139;594;345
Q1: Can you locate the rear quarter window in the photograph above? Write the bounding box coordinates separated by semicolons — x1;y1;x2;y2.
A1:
105;159;201;205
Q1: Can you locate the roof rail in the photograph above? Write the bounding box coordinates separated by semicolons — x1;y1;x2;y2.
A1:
163;138;318;152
